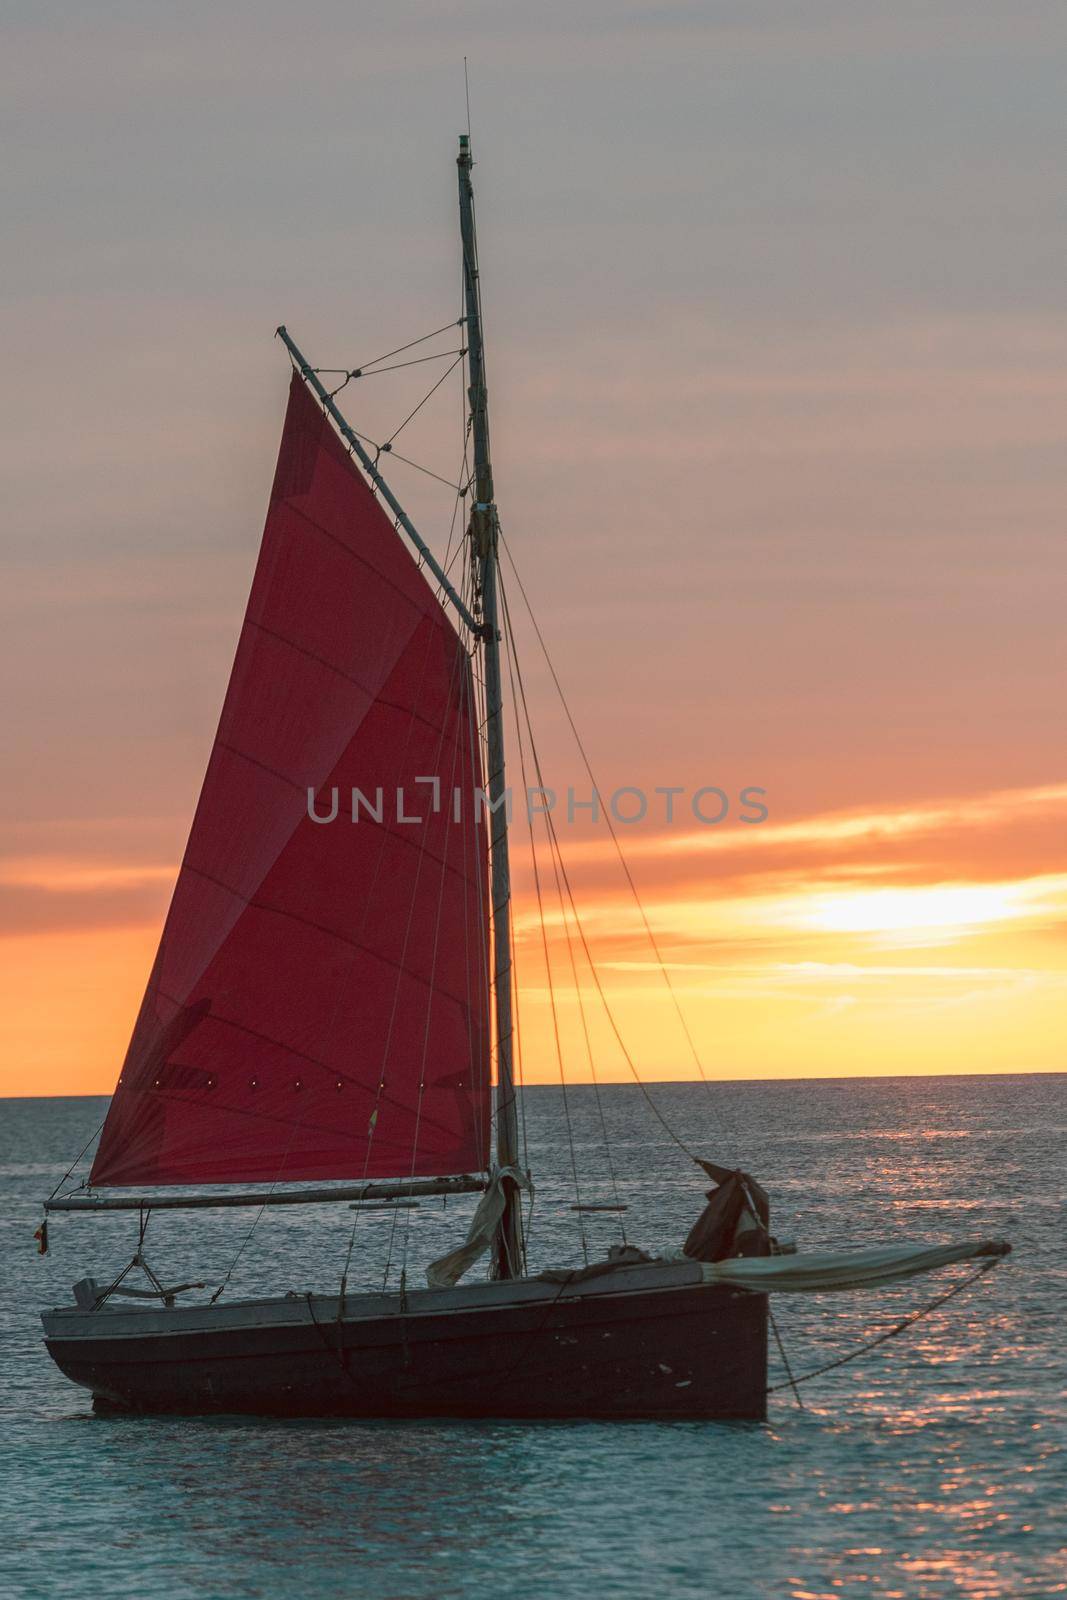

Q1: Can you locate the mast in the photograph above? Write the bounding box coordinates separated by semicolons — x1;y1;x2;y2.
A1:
458;133;525;1279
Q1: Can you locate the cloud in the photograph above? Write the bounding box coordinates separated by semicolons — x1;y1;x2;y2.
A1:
517;781;1067;890
0;856;173;938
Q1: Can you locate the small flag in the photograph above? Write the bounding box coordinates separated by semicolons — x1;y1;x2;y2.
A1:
34;1220;49;1256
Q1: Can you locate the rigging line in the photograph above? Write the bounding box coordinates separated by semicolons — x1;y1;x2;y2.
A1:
457;662;477;1167
318;318;467;380
392;642;471;1285
464;568;498;1193
346;423;463;492
316;621;444;1092
497;560;530;1190
498;573;695;1162
323;349;467;400
461;561;494;1172
210;1114;303;1304
504;600;620;1244
469;568;493;1050
503;593;625;1239
769;1308;804;1410
46;1114;108;1200
441;509;471;591
313;403;464;493
201;645;310;1322
465;179;489;391
427;345;472;617
370;614;470;1088
433;278;473;618
382;447;464;493
452;271;471;582
502;603;588;1263
477;1276;581;1397
505;899;533;1212
345;349;467;380
377;618;474;1290
502;601;624;1244
542;836;627;1243
498;656;531;1221
339;616;465;1295
766;1259;1003;1395
437;438;470;595
436;353;473;597
499;532;724;1135
383;352;466;449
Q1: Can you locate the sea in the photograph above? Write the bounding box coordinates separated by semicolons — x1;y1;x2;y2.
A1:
1;1075;1064;1600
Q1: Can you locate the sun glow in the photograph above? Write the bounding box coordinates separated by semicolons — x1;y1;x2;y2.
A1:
797;882;1038;938
2;785;1066;1094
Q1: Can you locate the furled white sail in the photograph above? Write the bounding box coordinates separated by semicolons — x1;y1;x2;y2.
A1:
425;1166;531;1287
696;1238;1009;1294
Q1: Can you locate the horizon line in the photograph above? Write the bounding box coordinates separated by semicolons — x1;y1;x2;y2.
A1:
3;1065;1064;1102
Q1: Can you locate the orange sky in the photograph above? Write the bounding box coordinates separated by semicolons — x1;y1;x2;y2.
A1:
2;5;1065;1096
2;779;1065;1095
505;782;1067;1084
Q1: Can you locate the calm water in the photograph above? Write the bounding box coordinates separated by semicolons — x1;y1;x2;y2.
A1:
1;1076;1064;1600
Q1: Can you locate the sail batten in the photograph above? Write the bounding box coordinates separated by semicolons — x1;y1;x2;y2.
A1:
91;375;491;1189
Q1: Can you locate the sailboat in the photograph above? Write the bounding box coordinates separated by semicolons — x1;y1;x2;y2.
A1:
40;136;1009;1420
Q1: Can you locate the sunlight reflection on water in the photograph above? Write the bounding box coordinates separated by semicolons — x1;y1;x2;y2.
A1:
1;1075;1064;1599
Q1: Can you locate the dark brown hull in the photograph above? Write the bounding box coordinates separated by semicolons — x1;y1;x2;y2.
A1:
42;1260;768;1421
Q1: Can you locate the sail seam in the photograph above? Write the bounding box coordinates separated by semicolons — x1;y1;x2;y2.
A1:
279;496;466;648
184;811;479;904
244;617;462;741
162;877;480;1014
202;737;479;887
151;987;467;1092
111;1087;459;1153
131;999;468;1147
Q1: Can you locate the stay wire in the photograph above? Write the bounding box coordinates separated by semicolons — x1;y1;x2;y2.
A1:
438;425;472;598
379;612;473;1290
342;348;466;382
501;584;625;1245
210;1115;301;1304
314;319;466;382
46;1114;108;1201
499;532;725;1140
501;592;588;1263
769;1308;805;1410
383;352;466;450
766;1259;1003;1395
460;560;496;1180
390;635;471;1286
505;894;535;1244
435;301;473;602
338;608;450;1297
496;570;695;1162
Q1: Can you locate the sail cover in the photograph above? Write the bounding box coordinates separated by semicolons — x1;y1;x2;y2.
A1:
91;375;491;1186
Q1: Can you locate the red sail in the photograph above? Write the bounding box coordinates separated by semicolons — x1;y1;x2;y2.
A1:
91;376;491;1186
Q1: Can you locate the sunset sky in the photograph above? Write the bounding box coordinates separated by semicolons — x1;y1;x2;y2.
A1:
2;1;1065;1095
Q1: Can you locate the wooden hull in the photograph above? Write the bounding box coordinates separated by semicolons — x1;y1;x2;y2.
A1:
42;1259;768;1421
